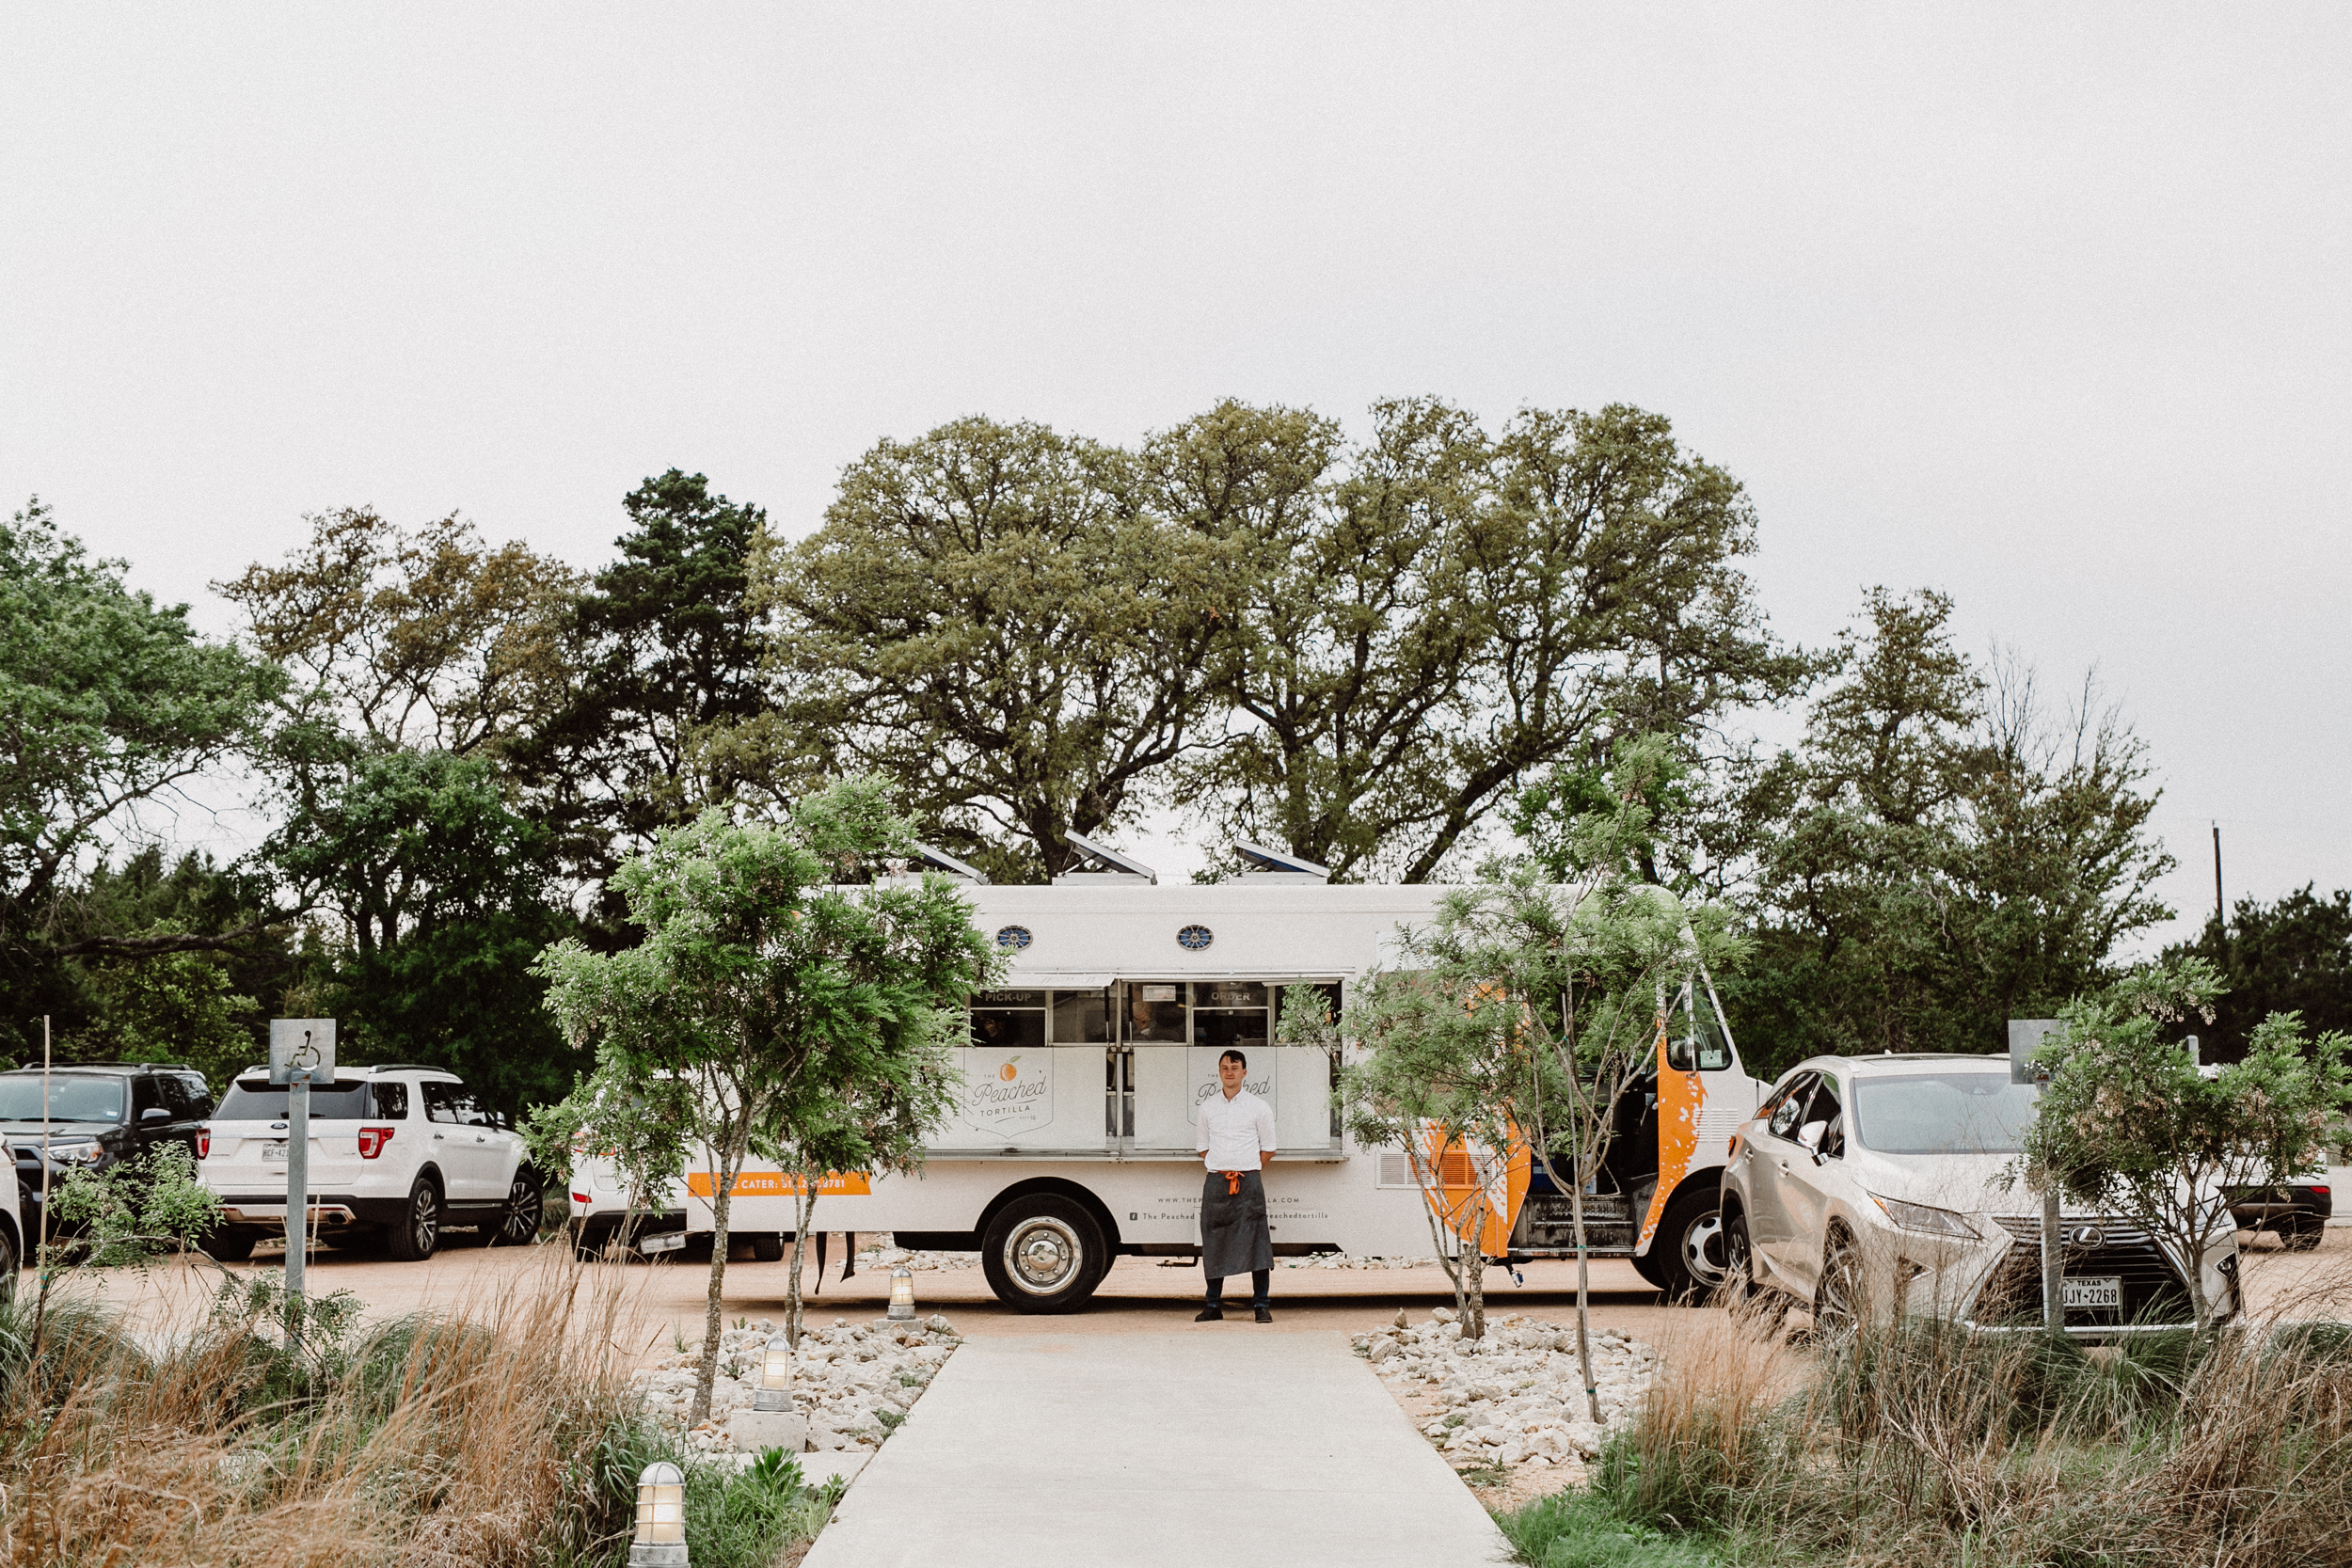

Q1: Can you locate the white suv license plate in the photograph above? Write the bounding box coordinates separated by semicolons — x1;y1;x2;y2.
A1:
639;1232;685;1255
2063;1275;2122;1309
262;1142;289;1162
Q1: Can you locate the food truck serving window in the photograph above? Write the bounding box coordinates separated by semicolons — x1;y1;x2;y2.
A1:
969;988;1118;1049
1127;984;1187;1041
971;991;1045;1051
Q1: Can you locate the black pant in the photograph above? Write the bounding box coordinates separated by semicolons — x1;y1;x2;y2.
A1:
1206;1267;1271;1309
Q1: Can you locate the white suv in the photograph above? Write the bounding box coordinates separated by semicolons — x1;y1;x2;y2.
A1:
198;1065;542;1262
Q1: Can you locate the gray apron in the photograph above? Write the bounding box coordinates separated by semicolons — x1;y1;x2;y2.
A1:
1200;1167;1273;1277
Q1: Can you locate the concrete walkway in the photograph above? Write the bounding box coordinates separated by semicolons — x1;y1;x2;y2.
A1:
803;1330;1513;1568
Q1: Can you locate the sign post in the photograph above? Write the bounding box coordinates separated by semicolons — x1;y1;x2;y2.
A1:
269;1019;335;1329
2010;1020;2064;1332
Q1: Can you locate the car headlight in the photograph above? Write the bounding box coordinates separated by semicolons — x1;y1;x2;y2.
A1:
1868;1193;1979;1240
41;1140;105;1166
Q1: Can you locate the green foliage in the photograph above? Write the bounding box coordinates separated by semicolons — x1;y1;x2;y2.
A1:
1344;736;1747;1346
2166;883;2352;1066
2019;958;2352;1326
1494;1489;1721;1568
1210;401;1801;883
532;776;999;1417
0;500;286;1063
45;1143;223;1270
763;417;1230;882
1718;590;2174;1075
268;744;580;1116
72;940;260;1088
677;1449;838;1568
520;469;774;885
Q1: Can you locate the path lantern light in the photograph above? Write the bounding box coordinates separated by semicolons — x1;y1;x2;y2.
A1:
629;1461;688;1566
888;1263;916;1321
753;1333;793;1412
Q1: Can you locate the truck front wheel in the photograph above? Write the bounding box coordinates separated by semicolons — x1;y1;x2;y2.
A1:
981;1196;1106;1314
1644;1187;1728;1302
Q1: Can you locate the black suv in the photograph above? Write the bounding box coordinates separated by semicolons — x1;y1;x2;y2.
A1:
4;1062;215;1243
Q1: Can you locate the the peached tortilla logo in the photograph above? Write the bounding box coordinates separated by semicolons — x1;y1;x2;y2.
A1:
966;1048;1055;1134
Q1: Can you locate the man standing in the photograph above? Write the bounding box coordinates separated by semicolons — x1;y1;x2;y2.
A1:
1195;1048;1277;1323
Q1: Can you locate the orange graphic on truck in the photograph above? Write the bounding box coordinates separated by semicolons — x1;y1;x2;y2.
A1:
1420;1125;1533;1257
685;1170;872;1198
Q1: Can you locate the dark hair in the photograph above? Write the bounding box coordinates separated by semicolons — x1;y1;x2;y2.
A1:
1219;1049;1248;1069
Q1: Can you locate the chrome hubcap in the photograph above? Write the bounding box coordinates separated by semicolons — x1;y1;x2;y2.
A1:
1005;1217;1082;1294
1682;1211;1727;1288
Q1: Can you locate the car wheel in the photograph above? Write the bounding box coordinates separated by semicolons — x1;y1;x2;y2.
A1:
0;1222;18;1300
749;1232;785;1262
198;1223;259;1263
981;1196;1105;1314
1813;1229;1864;1336
490;1166;545;1246
1645;1187;1729;1303
383;1177;442;1262
2283;1219;2326;1253
1722;1204;1757;1300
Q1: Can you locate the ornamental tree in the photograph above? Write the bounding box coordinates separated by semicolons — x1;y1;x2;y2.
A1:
1341;736;1744;1415
2019;958;2352;1329
530;778;996;1423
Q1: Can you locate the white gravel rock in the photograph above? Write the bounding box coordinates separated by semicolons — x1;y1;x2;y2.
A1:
1356;1309;1660;1483
630;1313;962;1456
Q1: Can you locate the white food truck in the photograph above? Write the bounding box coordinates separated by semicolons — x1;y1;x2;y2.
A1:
566;839;1768;1312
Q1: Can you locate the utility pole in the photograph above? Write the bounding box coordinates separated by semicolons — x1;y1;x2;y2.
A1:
2213;823;2225;933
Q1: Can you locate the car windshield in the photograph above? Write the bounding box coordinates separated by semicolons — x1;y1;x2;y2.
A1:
1852;1071;2041;1154
0;1074;127;1123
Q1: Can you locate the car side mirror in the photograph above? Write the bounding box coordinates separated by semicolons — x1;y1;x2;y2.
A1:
140;1106;172;1126
1798;1120;1827;1157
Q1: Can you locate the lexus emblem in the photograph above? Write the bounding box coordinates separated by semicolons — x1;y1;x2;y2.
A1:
2066;1224;2106;1249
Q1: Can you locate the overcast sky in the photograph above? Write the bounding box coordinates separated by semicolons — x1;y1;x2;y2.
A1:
5;7;2345;949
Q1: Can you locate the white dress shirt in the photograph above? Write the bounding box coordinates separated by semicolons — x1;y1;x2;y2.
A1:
1196;1086;1278;1173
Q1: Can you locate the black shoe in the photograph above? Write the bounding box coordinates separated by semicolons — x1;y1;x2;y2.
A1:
1194;1307;1223;1322
1254;1306;1273;1323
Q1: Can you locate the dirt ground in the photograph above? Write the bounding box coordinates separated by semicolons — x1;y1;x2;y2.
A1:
50;1239;1685;1361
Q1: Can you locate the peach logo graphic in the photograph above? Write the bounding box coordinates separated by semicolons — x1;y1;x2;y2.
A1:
967;1048;1054;1134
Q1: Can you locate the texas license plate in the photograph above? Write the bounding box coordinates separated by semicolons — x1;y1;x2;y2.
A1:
2063;1275;2122;1309
639;1232;685;1255
262;1142;289;1162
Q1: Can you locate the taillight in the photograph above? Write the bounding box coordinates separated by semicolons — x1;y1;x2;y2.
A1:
2312;1186;2330;1199
358;1126;395;1159
571;1191;590;1205
197;1129;211;1159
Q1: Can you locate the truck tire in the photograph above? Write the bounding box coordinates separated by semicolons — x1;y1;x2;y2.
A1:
981;1195;1106;1314
750;1232;785;1262
1645;1186;1728;1303
384;1176;443;1262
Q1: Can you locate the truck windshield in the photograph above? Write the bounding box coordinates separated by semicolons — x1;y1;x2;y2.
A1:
1852;1072;2040;1154
0;1075;126;1123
